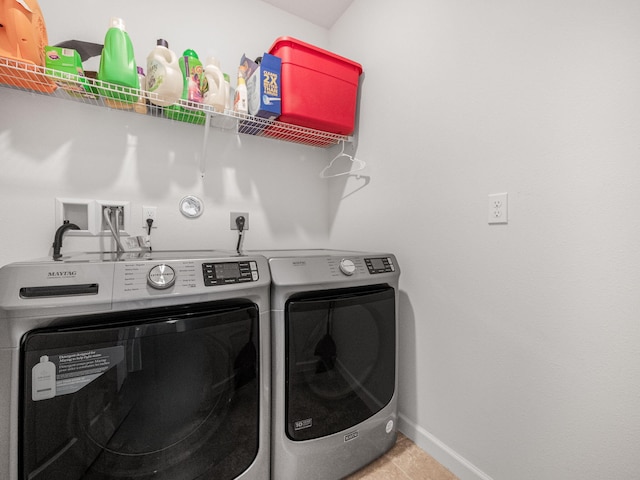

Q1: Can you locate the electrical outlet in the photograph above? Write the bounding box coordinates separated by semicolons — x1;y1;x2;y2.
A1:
230;212;249;230
488;193;508;224
143;206;157;229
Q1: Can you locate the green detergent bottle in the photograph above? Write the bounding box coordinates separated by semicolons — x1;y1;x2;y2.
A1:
165;49;205;125
97;17;139;105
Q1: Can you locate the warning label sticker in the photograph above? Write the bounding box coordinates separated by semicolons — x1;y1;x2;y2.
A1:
32;346;125;400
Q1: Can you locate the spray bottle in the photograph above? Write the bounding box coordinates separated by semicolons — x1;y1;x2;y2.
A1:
233;66;248;114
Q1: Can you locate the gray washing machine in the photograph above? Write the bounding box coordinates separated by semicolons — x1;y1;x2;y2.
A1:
0;250;271;480
258;249;400;480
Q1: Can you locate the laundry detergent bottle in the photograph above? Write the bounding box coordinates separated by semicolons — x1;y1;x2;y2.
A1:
97;17;139;105
202;56;226;113
165;48;205;124
146;38;182;107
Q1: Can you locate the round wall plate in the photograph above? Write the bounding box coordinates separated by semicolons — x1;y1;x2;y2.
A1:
179;195;204;218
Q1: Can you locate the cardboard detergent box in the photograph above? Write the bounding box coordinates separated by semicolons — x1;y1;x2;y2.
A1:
247;52;281;120
239;52;281;135
44;46;92;97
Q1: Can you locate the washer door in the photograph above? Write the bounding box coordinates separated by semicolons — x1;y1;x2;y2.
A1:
21;301;259;480
285;285;395;441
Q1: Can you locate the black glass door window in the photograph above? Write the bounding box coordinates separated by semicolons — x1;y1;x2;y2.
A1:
285;285;395;441
20;301;259;480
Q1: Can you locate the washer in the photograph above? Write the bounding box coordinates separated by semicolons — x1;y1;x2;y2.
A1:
258;249;400;480
0;250;270;480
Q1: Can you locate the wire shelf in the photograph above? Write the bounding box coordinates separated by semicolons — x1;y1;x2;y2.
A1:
0;55;351;148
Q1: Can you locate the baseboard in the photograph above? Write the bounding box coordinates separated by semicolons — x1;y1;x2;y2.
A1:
397;414;494;480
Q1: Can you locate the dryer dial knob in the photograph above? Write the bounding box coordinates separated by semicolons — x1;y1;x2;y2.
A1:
147;264;176;289
339;258;356;276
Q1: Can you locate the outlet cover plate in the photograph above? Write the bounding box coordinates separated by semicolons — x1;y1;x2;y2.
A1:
230;212;249;230
488;193;508;224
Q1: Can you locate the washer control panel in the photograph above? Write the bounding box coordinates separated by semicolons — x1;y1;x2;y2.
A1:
113;255;266;300
365;257;396;274
202;261;259;286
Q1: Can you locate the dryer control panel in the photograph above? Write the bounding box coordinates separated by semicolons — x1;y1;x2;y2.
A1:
365;257;396;274
202;261;259;286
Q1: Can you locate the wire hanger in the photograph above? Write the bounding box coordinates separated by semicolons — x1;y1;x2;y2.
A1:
320;140;366;179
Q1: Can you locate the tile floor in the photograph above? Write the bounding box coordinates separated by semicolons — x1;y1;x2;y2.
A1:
344;433;459;480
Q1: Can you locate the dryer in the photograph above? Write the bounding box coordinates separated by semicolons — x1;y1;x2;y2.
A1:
0;250;271;480
259;249;400;480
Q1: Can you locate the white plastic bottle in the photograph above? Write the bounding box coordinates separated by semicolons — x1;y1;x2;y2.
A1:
223;73;232;113
233;68;248;114
134;66;147;114
202;56;226;113
146;39;183;107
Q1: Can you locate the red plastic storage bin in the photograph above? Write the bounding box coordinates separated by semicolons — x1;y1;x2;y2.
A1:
267;36;362;136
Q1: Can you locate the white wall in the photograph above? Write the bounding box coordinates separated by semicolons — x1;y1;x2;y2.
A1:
0;0;334;267
329;0;640;479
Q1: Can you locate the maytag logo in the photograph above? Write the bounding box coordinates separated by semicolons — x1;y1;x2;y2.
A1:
47;271;77;278
292;260;306;267
344;431;359;443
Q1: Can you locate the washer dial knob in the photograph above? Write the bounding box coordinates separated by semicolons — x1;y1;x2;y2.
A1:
339;258;356;276
147;264;176;289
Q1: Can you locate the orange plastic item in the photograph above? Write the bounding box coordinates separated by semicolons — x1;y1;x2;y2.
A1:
0;0;56;93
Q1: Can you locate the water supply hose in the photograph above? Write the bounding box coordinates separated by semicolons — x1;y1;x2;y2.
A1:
114;207;124;254
103;207;125;253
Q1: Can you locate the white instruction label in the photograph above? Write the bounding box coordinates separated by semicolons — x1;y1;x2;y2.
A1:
32;346;125;400
31;355;56;401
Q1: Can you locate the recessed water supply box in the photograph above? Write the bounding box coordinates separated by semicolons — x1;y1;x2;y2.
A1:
55;198;94;235
96;200;131;236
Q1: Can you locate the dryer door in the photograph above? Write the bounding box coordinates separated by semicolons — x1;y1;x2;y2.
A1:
285;285;395;441
20;300;259;480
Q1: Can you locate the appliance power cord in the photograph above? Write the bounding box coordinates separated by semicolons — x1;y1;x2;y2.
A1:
236;216;245;256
